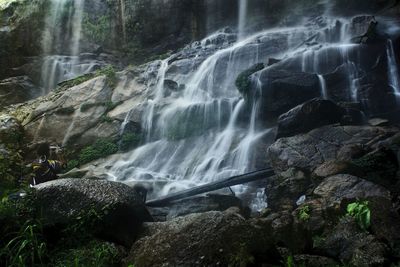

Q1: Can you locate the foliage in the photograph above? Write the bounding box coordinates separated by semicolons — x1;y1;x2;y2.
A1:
96;65;117;88
0;219;46;267
100;115;113;123
58;65;117;92
82;13;111;44
298;205;310;221
346;201;371;231
229;243;255;267
235;63;264;94
80;101;120;113
51;240;119;267
79;139;118;164
286;255;294;267
0;191;47;267
119;133;141;152
65;159;79;172
57;73;95;91
0;150;23;196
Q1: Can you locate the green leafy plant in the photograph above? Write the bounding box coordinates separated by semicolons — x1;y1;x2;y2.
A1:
346;201;371;231
65;159;79;172
286;255;294;267
119;133;141;151
51;240;119;267
79;139;118;164
82;13;111;44
96;65;117;88
0;219;47;267
298;205;311;221
235;63;264;94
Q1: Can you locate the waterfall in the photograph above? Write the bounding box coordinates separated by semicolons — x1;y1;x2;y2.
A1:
387;39;400;102
238;0;248;40
318;75;328;99
105;14;400;207
40;0;93;93
120;0;127;43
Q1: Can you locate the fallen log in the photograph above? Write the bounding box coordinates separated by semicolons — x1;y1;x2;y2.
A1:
145;168;275;207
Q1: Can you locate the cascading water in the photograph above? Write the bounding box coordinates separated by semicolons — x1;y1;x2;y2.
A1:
238;0;248;40
40;0;96;93
106;12;400;210
387;39;400;102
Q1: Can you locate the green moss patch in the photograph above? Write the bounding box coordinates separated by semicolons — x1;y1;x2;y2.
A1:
235;63;264;95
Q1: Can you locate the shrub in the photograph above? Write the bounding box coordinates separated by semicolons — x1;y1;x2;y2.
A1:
57;73;95;91
79;139;118;164
51;240;119;267
235;63;264;94
119;133;141;152
346;201;371;231
298;205;311;221
96;65;117;88
65;159;79;172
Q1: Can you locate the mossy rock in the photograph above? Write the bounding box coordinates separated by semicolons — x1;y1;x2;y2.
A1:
235;63;265;95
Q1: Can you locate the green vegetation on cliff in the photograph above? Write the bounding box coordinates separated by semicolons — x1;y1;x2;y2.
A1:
235;63;265;95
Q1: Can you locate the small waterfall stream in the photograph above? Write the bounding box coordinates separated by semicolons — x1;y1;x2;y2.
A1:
98;6;400;210
387;39;400;102
40;0;96;93
238;0;248;40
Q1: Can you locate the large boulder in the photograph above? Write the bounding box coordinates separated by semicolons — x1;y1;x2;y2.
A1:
316;216;390;267
125;209;277;266
267;125;398;174
0;114;23;145
276;98;345;138
248;69;320;120
33;178;153;246
313;174;391;206
148;193;244;221
0;76;38;107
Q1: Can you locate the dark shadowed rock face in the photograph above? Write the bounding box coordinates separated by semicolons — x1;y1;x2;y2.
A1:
313;174;390;205
147;193;244;221
276;98;345;138
126;209;277;267
267;125;398;174
33;178;153;246
249;69;321;120
0;76;39;107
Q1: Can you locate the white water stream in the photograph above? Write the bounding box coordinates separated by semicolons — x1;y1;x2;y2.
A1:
41;0;94;93
105;15;385;211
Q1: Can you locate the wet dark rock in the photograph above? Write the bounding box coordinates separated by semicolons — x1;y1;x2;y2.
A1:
351;147;399;189
0;114;23;145
368;118;390;126
276;98;345;138
33;178;153;246
317;217;389;267
293;254;338;267
267;125;397;174
147;193;244;221
312;160;363;180
126;209;278;267
262;210;311;253
313;174;390;206
358;83;398;117
265;168;312;211
249;69;320;120
163;79;181;93
0;76;38;107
